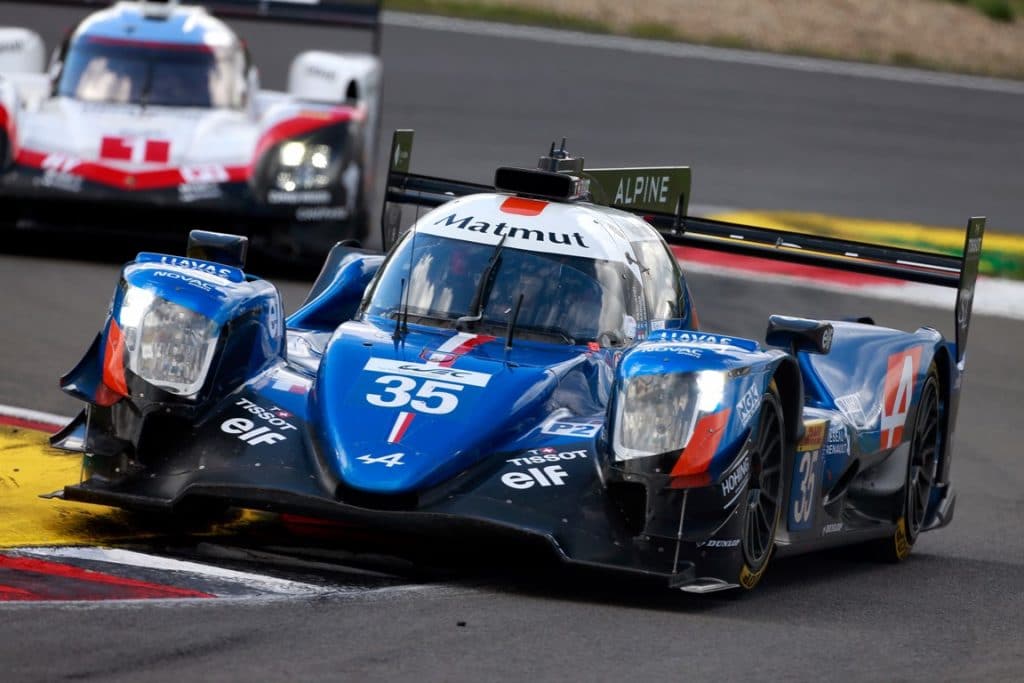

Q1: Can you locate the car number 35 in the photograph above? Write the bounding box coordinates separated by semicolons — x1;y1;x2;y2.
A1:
792;451;819;525
366;375;464;415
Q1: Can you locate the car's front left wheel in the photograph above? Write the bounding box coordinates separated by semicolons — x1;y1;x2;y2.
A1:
738;382;785;590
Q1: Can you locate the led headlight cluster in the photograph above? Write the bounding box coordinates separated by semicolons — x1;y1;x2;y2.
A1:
118;286;220;398
613;370;726;461
275;141;333;191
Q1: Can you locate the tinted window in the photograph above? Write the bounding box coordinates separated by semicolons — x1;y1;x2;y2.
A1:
363;233;643;346
57;37;241;108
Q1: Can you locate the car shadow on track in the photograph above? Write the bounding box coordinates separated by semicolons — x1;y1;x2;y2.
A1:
114;510;966;613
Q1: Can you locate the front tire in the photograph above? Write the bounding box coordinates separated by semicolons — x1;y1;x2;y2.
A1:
738;383;785;590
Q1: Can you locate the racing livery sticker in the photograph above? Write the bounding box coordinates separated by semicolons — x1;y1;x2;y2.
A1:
100;136;170;164
880;346;923;448
834;393;867;426
501;466;569;489
219;398;298;447
540;415;603;439
417;208;617;261
363;334;496;443
505;446;588;467
789;425;826;531
798;420;827;452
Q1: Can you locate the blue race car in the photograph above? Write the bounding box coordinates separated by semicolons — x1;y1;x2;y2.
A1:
51;130;984;592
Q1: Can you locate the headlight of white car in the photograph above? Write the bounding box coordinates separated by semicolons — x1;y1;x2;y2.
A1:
613;370;726;461
275;142;333;191
118;286;220;398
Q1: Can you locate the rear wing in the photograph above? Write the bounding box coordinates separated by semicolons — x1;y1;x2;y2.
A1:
5;0;383;51
381;130;985;363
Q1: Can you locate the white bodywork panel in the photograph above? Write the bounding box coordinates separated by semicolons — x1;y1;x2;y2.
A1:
413;193;664;285
0;28;44;74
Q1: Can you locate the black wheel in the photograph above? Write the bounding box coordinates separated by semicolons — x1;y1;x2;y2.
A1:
872;363;942;562
739;382;785;590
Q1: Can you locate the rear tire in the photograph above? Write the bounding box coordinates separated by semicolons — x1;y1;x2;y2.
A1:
870;362;941;562
738;382;785;590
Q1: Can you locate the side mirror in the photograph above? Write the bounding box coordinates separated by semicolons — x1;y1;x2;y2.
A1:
766;315;833;354
186;230;249;269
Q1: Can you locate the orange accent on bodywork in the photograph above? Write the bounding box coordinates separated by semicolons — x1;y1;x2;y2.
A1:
500;196;549;216
670;409;731;477
798;419;827;452
101;319;129;400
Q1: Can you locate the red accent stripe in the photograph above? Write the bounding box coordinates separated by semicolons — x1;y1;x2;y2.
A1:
14;107;360;191
83;36;216;53
0;103;18;159
0;414;64;433
0;556;214;601
100;136;132;161
16;148;249;191
670;408;731;477
145;139;171;163
389;411;415;444
102;319;129;400
500;196;548;216
672;245;901;287
436;335;496;367
248;108;361;171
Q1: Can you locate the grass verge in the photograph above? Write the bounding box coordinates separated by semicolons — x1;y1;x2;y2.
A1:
384;0;611;34
384;0;1024;80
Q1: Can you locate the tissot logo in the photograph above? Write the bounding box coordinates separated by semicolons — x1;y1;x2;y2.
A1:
432;213;589;249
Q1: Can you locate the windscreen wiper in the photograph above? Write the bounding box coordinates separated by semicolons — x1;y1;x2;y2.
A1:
456;233;508;331
505;292;525;350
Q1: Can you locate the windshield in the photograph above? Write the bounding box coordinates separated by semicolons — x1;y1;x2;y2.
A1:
57;37;242;109
362;233;644;346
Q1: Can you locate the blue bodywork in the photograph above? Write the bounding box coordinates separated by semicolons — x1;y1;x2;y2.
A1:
54;240;964;590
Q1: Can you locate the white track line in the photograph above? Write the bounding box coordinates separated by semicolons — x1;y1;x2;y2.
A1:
17;547;334;597
0;405;71;428
681;259;1024;320
383;12;1024;96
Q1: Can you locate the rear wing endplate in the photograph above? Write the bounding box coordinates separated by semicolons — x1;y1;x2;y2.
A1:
5;1;383;51
381;130;985;363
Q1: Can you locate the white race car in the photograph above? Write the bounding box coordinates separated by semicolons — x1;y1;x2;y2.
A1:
0;0;382;262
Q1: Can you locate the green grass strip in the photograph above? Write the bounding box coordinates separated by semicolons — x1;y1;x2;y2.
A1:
384;0;612;34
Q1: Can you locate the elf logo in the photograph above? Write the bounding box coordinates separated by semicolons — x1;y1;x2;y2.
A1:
501;465;569;490
220;417;288;446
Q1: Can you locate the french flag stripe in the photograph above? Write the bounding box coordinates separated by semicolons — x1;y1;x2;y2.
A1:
388;411;414;443
428;333;496;367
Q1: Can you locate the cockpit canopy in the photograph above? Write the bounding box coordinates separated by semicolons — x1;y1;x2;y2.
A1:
56;35;246;109
361;233;646;347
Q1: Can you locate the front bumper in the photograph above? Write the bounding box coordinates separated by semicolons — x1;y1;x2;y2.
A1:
0;168;365;257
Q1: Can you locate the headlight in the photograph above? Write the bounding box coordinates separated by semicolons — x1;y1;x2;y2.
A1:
275;142;333;191
119;287;220;398
613;370;726;462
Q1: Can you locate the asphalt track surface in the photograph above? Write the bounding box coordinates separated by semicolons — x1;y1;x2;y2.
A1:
1;6;1023;682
